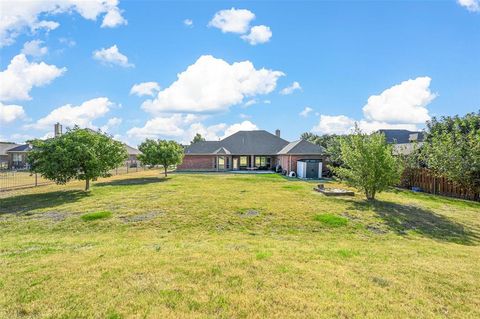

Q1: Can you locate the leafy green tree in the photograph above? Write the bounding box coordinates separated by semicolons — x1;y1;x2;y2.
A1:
335;129;402;200
301;132;345;167
28;127;128;191
191;133;206;144
138;139;184;177
421;111;480;194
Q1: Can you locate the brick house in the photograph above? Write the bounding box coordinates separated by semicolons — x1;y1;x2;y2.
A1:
178;130;327;177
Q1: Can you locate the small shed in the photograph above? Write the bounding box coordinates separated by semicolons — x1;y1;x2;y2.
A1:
297;159;322;179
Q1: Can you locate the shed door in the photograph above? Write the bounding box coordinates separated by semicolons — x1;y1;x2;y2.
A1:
306;161;319;178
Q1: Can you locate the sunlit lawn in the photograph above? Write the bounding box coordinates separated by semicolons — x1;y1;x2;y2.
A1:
0;170;479;318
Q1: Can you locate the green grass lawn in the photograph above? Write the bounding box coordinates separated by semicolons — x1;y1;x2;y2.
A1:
0;170;479;318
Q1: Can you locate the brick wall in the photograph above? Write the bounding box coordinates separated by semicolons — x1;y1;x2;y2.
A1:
177;155;215;170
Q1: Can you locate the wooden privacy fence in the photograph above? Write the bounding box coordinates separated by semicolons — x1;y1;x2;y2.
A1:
401;168;479;201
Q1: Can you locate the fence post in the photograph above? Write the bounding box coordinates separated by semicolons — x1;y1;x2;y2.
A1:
127;162;129;174
35;173;38;187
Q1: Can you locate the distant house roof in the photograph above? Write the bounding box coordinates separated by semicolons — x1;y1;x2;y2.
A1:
0;142;20;156
6;144;33;153
378;129;424;144
184;130;326;156
124;144;142;155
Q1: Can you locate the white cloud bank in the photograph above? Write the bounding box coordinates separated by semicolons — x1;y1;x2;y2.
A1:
130;82;160;97
0;102;26;123
183;19;193;27
93;45;133;68
127;113;258;144
280;81;302;95
0;0;127;47
141;55;284;114
312;77;435;135
25;97;113;130
209;8;271;45
458;0;480;12
0;53;66;101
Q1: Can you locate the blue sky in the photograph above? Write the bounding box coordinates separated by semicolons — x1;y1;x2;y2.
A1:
0;0;479;146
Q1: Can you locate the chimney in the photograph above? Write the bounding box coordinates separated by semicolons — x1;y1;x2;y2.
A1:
275;129;280;138
54;122;62;138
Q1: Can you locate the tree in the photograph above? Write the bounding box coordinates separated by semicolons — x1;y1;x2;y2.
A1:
138;139;184;177
335;129;402;200
191;133;206;144
421;111;480;194
28;127;128;191
300;132;346;167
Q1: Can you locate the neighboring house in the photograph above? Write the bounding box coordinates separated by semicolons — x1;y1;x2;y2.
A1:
6;143;33;169
378;129;424;155
1;123;142;169
178;130;327;178
0;142;20;169
124;143;142;167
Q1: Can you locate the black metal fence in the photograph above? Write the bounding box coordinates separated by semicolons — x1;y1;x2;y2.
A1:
0;163;149;192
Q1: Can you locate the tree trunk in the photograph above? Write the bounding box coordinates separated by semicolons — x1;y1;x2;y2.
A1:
85;178;90;191
164;166;168;177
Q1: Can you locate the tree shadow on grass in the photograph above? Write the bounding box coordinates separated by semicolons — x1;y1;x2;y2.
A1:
350;200;479;245
0;190;89;215
94;177;169;187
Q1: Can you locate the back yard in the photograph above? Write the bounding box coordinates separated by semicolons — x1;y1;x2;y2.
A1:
0;170;479;318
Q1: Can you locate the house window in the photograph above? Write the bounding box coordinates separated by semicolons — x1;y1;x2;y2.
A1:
255;156;267;167
13;153;22;162
218;156;225;170
240;156;248;166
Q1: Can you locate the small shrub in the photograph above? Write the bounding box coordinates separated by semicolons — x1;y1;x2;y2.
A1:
81;211;112;221
314;214;348;227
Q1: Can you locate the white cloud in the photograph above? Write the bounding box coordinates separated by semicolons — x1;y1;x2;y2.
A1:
241;25;272;45
101;117;122;132
263;100;271;104
280;81;302;95
362;76;434;124
0;0;127;47
239;113;250;119
141;55;284;114
299;107;313;117
244;99;257;107
312;115;356;135
222;120;258;138
21;40;48;57
93;45;133;68
101;7;127;28
183;19;193;27
127;113;258;144
25;97;113;130
208;8;255;33
0;53;66;101
127;114;202;139
458;0;480;12
0;102;26;123
311;77;435;135
130;82;160;97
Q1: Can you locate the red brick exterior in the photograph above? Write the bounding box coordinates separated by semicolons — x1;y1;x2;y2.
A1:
178;155;215;170
278;155;327;174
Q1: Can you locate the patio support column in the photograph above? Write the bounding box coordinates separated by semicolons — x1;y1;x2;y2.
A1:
250;155;255;169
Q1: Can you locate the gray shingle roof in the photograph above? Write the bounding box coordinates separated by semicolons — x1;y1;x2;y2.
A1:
6;144;33;152
124;144;142;155
378;129;424;144
0;142;20;156
184;131;326;155
277;139;326;155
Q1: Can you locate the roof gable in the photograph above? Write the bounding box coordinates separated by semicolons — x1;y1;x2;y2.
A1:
277;139;326;155
218;130;289;155
0;142;20;156
378;129;424;144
